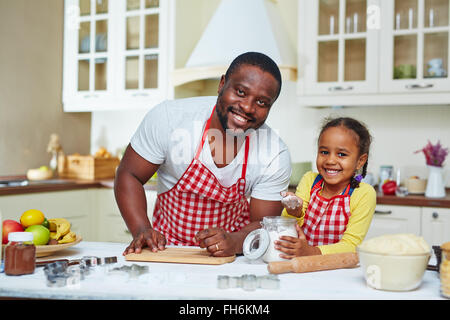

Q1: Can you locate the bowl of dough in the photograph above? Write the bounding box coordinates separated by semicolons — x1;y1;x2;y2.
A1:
357;233;431;291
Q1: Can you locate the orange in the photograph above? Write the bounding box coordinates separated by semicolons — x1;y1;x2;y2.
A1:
20;209;45;228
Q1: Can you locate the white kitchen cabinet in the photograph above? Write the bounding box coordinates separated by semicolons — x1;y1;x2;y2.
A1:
298;0;450;107
95;188;157;243
421;207;450;246
365;204;421;239
380;0;450;94
63;0;174;111
1;190;94;241
299;0;380;96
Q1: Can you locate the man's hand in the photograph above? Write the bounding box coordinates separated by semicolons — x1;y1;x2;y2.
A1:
122;228;166;255
195;228;238;257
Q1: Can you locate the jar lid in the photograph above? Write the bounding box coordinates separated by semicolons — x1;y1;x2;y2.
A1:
242;228;270;260
8;232;34;242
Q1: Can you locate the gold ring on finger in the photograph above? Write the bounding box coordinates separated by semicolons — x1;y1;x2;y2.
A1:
215;244;219;251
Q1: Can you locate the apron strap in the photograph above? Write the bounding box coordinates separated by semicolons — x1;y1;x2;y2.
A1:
310;174;354;196
240;136;250;179
342;184;355;196
194;105;216;159
310;174;323;195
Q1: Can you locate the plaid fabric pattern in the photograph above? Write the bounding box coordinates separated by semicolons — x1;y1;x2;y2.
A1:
303;181;351;246
153;158;250;245
152;105;250;245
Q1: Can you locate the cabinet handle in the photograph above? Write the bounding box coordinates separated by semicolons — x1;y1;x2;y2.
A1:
405;83;434;89
374;210;392;215
83;94;99;98
132;93;149;97
432;212;439;219
328;86;354;92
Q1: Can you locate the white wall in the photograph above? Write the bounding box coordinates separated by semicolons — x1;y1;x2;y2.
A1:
91;82;450;187
0;0;91;176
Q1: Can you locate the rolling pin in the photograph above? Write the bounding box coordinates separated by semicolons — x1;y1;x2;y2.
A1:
268;252;359;274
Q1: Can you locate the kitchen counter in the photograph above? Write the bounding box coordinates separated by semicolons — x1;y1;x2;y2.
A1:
0;176;157;196
2;176;449;208
376;190;450;208
0;241;444;301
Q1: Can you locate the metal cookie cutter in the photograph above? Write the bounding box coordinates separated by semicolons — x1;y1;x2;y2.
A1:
217;274;280;291
42;256;117;287
108;264;149;279
43;261;70;288
81;256;118;267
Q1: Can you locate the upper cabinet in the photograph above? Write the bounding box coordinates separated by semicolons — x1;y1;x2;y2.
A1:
300;0;379;96
63;0;174;111
298;0;450;107
380;0;449;93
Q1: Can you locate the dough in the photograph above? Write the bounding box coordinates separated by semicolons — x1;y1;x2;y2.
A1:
359;233;430;255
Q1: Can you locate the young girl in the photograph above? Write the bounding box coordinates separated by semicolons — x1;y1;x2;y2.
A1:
278;117;376;258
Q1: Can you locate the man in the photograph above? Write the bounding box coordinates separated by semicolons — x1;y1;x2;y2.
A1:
115;52;291;257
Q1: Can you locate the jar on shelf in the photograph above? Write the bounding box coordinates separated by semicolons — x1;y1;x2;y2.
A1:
4;232;36;276
243;216;298;263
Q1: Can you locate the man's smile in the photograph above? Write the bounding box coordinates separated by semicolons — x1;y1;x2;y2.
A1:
228;106;254;125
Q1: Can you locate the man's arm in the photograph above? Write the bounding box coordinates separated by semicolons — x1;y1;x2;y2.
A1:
114;144;165;254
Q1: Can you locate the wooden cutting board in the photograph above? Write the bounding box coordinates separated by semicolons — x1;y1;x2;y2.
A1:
124;247;236;265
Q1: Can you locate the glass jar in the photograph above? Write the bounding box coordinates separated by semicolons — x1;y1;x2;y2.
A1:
4;232;36;276
440;241;450;298
378;165;393;192
243;216;298;263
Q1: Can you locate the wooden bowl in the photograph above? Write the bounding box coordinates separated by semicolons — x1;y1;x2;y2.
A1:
406;178;427;194
2;235;82;258
36;235;82;257
26;168;53;180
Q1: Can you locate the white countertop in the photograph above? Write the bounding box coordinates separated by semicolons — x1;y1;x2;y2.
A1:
0;241;445;300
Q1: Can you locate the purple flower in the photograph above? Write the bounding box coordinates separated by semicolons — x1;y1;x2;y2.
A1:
415;140;449;167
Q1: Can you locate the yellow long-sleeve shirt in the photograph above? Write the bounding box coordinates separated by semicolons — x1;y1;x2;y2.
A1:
282;171;376;255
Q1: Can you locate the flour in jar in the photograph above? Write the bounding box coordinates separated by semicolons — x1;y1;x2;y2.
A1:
262;227;298;263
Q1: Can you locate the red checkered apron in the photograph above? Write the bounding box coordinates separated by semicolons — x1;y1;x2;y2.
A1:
152;105;251;245
303;175;354;246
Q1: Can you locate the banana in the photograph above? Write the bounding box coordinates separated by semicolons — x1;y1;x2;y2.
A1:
49;221;57;232
48;218;71;240
58;231;77;244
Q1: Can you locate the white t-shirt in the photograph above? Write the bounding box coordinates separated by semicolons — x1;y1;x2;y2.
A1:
130;96;292;201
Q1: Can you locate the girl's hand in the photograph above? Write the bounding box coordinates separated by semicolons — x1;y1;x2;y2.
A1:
280;191;303;218
274;224;317;258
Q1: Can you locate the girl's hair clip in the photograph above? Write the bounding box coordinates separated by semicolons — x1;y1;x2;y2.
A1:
354;174;363;183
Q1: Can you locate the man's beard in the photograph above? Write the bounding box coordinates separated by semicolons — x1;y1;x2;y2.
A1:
217;105;256;137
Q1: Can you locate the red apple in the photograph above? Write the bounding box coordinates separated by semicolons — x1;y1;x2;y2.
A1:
2;220;24;244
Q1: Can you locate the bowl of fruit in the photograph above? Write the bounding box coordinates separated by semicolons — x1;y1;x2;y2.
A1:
2;209;81;257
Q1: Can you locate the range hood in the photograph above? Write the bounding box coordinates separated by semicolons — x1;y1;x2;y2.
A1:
171;0;297;86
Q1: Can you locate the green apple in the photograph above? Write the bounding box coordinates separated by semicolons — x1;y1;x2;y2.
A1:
39;166;49;171
25;224;50;245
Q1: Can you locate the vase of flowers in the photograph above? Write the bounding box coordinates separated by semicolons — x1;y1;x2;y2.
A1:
415;140;448;198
